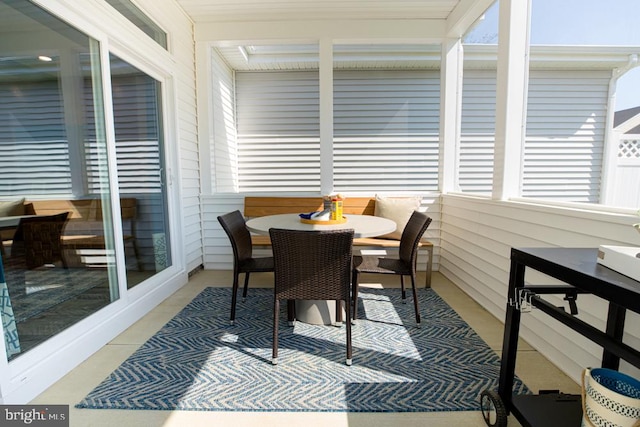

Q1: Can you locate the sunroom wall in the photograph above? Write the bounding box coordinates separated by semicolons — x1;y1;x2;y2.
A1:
441;194;640;382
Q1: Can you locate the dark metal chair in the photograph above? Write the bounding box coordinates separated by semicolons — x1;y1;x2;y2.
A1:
269;228;354;366
217;210;274;325
9;212;70;270
351;210;432;327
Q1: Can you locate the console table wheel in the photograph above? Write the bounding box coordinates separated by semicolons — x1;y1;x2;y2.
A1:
480;389;507;427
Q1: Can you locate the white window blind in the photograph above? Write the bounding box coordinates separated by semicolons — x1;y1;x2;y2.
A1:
235;71;320;192
523;70;610;202
333;70;440;192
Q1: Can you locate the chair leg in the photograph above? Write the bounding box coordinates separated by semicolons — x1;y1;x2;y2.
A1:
230;270;240;325
425;244;433;288
401;275;407;303
131;239;143;271
410;273;421;326
351;269;359;322
287;300;296;326
242;272;250;301
335;300;342;325
345;296;352;366
272;299;279;365
60;252;68;269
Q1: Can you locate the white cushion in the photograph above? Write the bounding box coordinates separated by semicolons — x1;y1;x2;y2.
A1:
374;195;422;240
0;198;25;217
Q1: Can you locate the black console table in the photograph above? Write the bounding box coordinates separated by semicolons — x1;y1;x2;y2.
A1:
481;247;640;427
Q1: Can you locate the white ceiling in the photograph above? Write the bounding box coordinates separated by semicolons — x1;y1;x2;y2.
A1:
174;0;465;23
174;0;494;71
214;43;444;71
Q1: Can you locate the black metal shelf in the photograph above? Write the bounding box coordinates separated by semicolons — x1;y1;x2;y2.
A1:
511;393;582;427
482;247;640;427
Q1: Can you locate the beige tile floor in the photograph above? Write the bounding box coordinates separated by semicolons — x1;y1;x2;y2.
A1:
31;271;581;427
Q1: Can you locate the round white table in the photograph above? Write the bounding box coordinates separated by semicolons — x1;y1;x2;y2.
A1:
245;213;397;325
245;213;396;238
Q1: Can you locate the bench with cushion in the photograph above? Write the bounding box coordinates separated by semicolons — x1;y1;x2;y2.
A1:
1;198;139;269
243;196;433;287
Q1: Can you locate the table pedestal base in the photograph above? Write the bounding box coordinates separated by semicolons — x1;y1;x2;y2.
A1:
296;300;346;325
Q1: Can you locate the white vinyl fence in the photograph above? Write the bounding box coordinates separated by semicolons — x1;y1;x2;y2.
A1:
610;135;640;209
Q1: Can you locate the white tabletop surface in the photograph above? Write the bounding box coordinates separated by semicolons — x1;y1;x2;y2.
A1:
245;213;397;238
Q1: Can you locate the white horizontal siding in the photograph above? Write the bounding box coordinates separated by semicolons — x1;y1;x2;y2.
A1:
201;194;245;269
459;70;496;194
440;193;640;384
235;71;321;192
159;2;201;273
333;70;440;192
210;49;237;193
459;69;611;201
523;70;610;202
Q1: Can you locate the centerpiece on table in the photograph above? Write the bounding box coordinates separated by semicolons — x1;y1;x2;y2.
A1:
299;194;346;224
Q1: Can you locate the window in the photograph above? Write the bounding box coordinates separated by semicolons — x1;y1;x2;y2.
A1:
105;0;167;49
458;68;496;195
461;0;640;208
219;43;441;194
333;70;440;192
0;0;173;360
522;70;610;202
235;71;321;192
108;53;172;285
0;0;117;360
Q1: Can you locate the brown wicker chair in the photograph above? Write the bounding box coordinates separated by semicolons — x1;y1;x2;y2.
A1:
218;210;274;325
9;212;70;270
351;210;432;327
269;228;354;366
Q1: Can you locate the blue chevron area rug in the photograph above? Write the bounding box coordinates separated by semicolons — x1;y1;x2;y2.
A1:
76;286;528;412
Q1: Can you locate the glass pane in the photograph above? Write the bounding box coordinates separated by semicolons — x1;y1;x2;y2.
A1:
524;0;640;205
109;54;171;288
333;68;440;193
235;71;321;192
459;2;499;195
105;0;167;49
0;0;119;359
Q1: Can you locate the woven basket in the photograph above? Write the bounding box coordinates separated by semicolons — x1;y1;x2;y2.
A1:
581;367;640;427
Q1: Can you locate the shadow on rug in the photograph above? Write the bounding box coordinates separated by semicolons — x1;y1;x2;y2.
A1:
76;287;528;412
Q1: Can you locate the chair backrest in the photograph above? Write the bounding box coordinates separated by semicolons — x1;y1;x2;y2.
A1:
217;210;253;263
398;211;432;265
269;228;354;301
11;212;69;269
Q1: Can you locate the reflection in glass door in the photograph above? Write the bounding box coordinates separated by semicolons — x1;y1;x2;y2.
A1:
109;54;171;288
0;0;118;359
